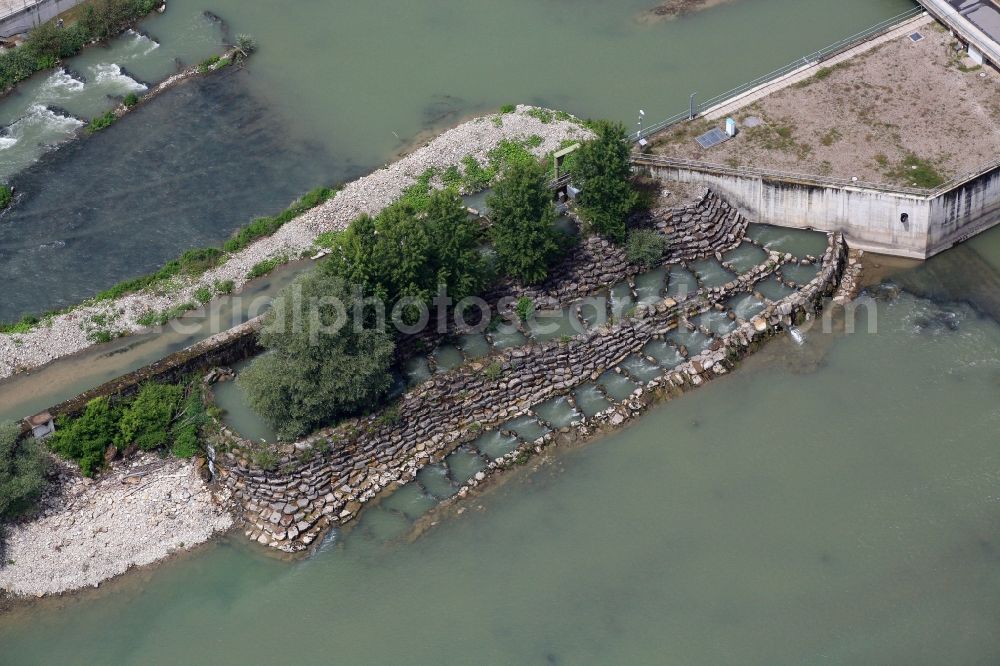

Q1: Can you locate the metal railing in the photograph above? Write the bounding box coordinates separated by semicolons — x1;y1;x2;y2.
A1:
633;154;1000;198
637;6;927;141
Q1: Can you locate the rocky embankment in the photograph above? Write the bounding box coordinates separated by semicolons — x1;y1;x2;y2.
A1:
0;455;231;598
211;199;845;552
0;107;591;380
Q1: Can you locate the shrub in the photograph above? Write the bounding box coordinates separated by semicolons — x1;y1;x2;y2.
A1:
0;314;38;334
0;185;13;210
239;271;396;439
0;422;47;522
483;361;502;381
197;54;220;73
169;388;205;458
214;279;235;295
235;33;257;58
526;108;554;123
194;286;213;304
488;159;561;285
499;104;516;114
460;155;492;192
224;186;335;252
122;92;139;108
48;397;119;477
625;229;666;268
515;296;534;321
115;382;183;451
247;257;282;279
87;110;117;133
574;120;639;244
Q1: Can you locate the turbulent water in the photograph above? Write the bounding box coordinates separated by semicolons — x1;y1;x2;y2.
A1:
0;0;913;321
5;1;1000;663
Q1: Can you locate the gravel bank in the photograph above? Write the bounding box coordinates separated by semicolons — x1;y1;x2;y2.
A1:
0;106;591;381
0;455;232;598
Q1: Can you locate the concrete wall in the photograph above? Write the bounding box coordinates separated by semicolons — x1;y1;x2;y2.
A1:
639;160;1000;259
929;166;1000;250
0;0;85;37
27;316;263;432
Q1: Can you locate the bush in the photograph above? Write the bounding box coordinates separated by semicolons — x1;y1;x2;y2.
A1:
515;296;534;321
488;159;561;285
215;279;235;295
48;397;119;477
235;33;257;57
197;54;220;73
574;120;639;244
247;257;282;279
194;286;213;304
499;104;516;114
224;186;335;253
239;271;396;439
0;184;12;209
169;388;205;458
47;380;204;474
122;92;139;108
87;110;117;133
115;383;183;451
0;422;47;522
625;229;666;268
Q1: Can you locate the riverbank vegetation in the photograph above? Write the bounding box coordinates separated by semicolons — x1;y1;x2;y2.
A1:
48;379;206;477
1;422;47;551
0;0;162;94
488;159;561;284
571;120;639;243
239;118;641;440
239;272;396;440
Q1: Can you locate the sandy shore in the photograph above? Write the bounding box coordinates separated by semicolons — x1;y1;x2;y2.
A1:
0;106;591;381
0;455;232;598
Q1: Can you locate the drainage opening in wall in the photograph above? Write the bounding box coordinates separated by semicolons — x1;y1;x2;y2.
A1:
900;212;909;227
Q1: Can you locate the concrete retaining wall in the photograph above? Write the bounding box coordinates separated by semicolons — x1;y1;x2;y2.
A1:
638;160;1000;259
0;0;85;37
33;316;263;428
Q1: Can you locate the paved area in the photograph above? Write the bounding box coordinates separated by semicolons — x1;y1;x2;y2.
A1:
949;0;1000;44
920;0;1000;65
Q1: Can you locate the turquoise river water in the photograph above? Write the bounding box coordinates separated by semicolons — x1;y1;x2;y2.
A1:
5;1;1000;664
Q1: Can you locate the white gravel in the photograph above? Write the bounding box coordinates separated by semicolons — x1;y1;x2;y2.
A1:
0;106;591;380
0;455;232;598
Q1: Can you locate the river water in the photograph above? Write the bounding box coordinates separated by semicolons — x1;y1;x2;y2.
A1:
0;0;912;321
7;0;1000;663
2;256;1000;663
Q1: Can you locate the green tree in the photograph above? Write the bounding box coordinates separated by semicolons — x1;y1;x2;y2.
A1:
0;422;47;522
325;190;485;312
574;120;638;244
423;189;486;302
487;159;561;285
48;397;119;477
239;270;396;440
